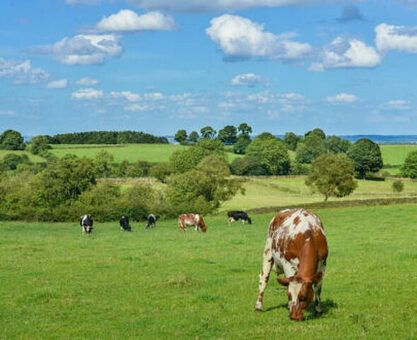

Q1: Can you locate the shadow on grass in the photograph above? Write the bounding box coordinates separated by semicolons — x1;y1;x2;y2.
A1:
263;299;338;318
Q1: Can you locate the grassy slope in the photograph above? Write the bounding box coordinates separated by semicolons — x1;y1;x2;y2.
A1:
0;205;415;339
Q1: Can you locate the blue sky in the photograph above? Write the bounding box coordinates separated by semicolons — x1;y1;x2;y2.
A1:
1;0;417;136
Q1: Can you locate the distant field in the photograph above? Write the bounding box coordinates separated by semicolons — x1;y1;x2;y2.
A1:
380;144;417;174
0;205;415;339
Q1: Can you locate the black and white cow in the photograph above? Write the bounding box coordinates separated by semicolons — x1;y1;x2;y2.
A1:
80;214;93;234
120;215;132;231
145;214;156;229
227;211;252;225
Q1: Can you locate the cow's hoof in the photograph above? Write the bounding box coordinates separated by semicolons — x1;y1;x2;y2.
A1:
254;308;263;312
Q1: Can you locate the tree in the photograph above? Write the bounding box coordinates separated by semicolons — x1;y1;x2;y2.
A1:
305;128;326;140
150;162;172;182
246;135;291;175
230;156;265;176
233;134;251;154
295;135;327;164
401;150;417;179
284;132;299;151
218;125;238;144
392;180;404;193
174;129;188;145
326;136;351;154
94;150;114;178
200;126;216;139
347;138;383;178
28;135;51;155
2;154;30;170
306;153;357;202
238;123;252;136
188;131;199;144
0;130;25;150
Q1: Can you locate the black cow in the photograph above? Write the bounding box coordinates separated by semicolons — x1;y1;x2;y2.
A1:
227;211;252;225
120;215;132;231
80;214;93;234
145;214;156;229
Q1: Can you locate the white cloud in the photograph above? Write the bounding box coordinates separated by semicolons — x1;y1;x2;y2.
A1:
109;91;141;102
0;57;49;84
46;79;68;89
72;88;103;100
310;36;382;71
31;34;122;65
375;23;417;53
325;93;358;103
76;77;99;86
66;0;101;4
231;73;264;87
0;110;15;116
144;92;164;100
380;100;411;110
206;15;311;61
95;10;177;33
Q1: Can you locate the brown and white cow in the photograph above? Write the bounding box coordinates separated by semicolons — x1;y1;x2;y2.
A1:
255;208;328;321
178;214;207;232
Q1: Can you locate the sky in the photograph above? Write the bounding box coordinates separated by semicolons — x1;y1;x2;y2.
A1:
1;0;417;137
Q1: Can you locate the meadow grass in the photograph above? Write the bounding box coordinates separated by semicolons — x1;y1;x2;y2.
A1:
380;144;417;166
0;204;416;339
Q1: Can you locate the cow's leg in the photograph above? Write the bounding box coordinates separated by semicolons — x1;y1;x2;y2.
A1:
314;280;323;314
255;237;274;311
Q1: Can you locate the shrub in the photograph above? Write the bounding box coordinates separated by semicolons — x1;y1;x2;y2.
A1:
150;163;172;182
392;180;404;193
401;150;417;179
2;154;31;170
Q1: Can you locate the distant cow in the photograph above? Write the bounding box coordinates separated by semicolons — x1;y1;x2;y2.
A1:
80;214;93;234
227;210;252;225
255;208;328;321
178;214;207;232
145;214;156;229
120;215;132;231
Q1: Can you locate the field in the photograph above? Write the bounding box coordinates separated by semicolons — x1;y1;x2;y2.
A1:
0;150;45;163
1;204;416;339
380;144;417;175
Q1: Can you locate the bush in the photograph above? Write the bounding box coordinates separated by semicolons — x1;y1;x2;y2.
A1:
392;180;404;193
2;154;31;170
401;150;417;179
150;163;172;182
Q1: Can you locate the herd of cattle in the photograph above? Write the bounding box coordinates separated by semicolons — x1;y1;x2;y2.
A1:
79;208;328;321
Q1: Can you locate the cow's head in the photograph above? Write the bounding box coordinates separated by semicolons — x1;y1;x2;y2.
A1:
278;272;322;321
201;224;207;232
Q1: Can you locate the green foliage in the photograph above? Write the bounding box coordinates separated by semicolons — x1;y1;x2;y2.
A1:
392;180;404;193
230;156;265;176
233;134;251;154
347;138;383;178
237;123;252;136
284;132;299;151
200;126;216;139
2;153;31;170
401;150;417;179
290;161;310;175
126;161;150;178
218;125;238;144
305;128;326;140
295;135;327;164
0;130;25;150
150;162;172;182
245;135;290;175
28;135;52;155
326;135;351;154
188;131;199;143
94;150;115;178
116;160;129;177
306;153;357;201
174;129;188;145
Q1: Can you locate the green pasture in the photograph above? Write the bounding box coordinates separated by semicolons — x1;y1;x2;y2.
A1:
1;204;416;339
380;144;417;174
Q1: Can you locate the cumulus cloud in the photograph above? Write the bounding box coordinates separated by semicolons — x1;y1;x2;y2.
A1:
46;79;68;89
76;77;99;86
231;73;264;87
30;34;122;65
375;23;417;53
0;58;49;85
337;4;365;23
94;9;177;33
72;88;104;100
127;0;338;13
206;15;311;61
380;99;411;110
310;36;381;71
109;91;141;102
325;93;358;103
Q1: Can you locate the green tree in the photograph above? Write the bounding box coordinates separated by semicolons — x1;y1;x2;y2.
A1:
0;130;25;150
174;129;188;145
295;135;327;164
230;156;265;176
150;162;172;182
200;126;216;139
347;138;383;178
401;150;417;179
2;154;31;170
326;136;351;154
28;135;51;155
284;132;299;151
94;150;114;178
117;160;129;177
233;134;251;154
305;128;326;140
238;123;252;136
188;131;199;144
306;153;357;202
218;125;238;144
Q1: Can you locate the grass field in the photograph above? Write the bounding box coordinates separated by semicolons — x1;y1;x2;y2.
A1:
0;204;416;339
380;144;417;175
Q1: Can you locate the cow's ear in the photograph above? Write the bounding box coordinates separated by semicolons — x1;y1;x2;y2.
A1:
277;277;291;286
312;271;323;284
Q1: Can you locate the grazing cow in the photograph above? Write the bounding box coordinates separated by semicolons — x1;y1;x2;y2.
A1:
227;210;252;225
255;208;328;321
80;214;93;234
178;214;207;232
120;215;132;231
145;214;156;229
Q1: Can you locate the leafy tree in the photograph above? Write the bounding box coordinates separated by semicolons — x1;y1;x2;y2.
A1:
127;161;150;178
246;135;291;175
284;132;299;151
200;126;216;139
295;135;327;164
2;154;31;170
347;138;383;178
392;180;404;193
0;130;25;150
218;125;238;144
256;132;276;140
401;150;417;179
174;129;188;145
326;136;351;154
188;131;199;144
233;134;251;154
306;153;357;202
305;128;326;140
94;150;114;178
28;135;51;155
150;162;172;182
238;123;252;136
117;160;129;177
230;156;265;176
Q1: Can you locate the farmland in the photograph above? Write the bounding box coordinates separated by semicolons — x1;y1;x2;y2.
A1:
1;204;416;339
